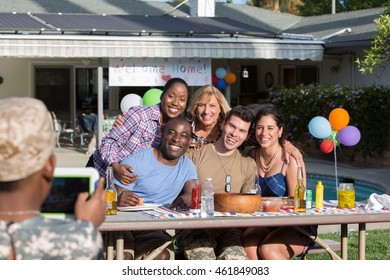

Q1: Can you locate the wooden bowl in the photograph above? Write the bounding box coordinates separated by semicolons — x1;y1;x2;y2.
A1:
214;193;262;213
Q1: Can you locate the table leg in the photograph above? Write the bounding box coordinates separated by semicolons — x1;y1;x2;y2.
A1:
341;224;348;260
358;223;366;260
116;231;124;260
106;232;115;260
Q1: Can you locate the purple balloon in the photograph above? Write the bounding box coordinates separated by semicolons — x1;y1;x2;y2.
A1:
338;126;361;146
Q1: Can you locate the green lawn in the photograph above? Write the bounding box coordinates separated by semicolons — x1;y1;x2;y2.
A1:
303;229;390;260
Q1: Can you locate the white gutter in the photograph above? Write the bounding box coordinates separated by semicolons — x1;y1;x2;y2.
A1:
319;28;352;41
0;34;324;44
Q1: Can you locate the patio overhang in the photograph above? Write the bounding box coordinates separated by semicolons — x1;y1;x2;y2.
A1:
0;35;324;61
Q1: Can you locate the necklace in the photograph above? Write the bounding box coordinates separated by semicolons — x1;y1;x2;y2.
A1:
259;145;280;173
215;150;234;193
0;210;41;216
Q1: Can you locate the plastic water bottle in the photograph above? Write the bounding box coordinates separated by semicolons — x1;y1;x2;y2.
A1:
200;177;214;218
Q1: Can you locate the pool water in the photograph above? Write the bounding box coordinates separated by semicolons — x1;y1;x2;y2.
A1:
306;174;386;202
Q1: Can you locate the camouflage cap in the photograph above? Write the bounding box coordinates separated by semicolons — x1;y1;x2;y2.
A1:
0;97;56;181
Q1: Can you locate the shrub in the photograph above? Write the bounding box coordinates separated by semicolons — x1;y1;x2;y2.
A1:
266;84;390;160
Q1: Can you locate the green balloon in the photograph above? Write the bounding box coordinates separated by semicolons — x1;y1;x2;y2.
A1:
143;88;163;105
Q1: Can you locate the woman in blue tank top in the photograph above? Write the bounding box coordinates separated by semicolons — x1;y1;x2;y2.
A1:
242;106;317;260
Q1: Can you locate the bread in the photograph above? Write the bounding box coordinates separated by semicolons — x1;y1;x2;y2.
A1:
136;198;144;206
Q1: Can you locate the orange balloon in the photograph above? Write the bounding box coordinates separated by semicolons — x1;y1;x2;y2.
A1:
328;108;349;131
224;72;237;85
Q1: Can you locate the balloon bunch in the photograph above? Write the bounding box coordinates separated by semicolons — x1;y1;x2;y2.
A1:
308;108;361;153
212;67;236;90
120;88;163;113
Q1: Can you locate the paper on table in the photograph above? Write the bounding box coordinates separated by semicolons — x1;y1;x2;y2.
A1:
365;193;390;210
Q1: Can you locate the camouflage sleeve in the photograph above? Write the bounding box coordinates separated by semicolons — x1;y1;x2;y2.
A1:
6;217;104;260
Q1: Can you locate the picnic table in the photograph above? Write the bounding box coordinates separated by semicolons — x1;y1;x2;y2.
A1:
100;201;390;260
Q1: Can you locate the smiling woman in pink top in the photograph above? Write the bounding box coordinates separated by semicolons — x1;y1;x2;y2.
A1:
87;77;190;184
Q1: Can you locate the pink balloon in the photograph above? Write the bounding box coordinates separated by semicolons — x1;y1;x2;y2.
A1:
212;75;218;86
337;126;361;146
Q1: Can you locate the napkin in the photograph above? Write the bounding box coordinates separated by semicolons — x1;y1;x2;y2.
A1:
365;193;390;210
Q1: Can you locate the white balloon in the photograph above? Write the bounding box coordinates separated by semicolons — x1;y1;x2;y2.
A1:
120;94;142;113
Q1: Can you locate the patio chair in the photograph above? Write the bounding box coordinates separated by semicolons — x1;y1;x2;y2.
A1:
49;112;62;148
49;112;74;148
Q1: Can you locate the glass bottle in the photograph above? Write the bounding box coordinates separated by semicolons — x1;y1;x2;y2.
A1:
190;179;201;210
294;166;306;212
200;178;214;218
250;166;262;195
105;166;117;215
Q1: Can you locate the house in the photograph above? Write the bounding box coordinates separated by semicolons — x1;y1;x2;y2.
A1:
0;1;385;138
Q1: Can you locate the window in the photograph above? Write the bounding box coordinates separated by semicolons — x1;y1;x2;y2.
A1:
239;65;258;105
281;65;319;88
35;67;71;121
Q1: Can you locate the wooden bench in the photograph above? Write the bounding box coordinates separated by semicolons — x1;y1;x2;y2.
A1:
300;238;341;260
308;239;341;255
293;227;342;260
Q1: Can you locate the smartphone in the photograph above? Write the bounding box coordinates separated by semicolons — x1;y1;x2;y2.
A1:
41;167;100;218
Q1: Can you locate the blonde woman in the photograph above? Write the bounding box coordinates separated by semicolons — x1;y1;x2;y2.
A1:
186;85;231;149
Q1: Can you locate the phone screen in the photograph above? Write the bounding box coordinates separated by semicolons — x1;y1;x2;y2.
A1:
41;177;91;214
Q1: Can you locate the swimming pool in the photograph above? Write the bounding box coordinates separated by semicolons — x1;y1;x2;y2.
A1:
307;174;386;202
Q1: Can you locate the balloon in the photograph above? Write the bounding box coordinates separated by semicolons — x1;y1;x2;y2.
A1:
212;75;218;86
120;93;142;113
308;116;332;139
329;108;350;131
143;88;163;106
320;139;334;153
337;126;361;146
216;79;227;90
224;72;236;85
215;67;227;79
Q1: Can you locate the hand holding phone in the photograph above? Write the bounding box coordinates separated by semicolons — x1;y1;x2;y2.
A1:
75;177;106;228
41;167;100;218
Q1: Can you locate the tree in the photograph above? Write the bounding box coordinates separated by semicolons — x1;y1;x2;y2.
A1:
356;4;390;75
297;0;344;16
342;0;387;11
247;0;302;14
296;0;386;16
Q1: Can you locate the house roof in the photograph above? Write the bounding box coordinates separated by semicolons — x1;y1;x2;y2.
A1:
0;13;273;38
216;4;384;48
0;0;383;47
0;0;187;16
0;0;383;60
0;1;325;60
284;8;384;47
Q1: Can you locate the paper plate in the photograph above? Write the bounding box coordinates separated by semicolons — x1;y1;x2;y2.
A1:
118;203;161;212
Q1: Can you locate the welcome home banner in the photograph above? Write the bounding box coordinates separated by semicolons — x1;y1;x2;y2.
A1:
109;57;211;86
